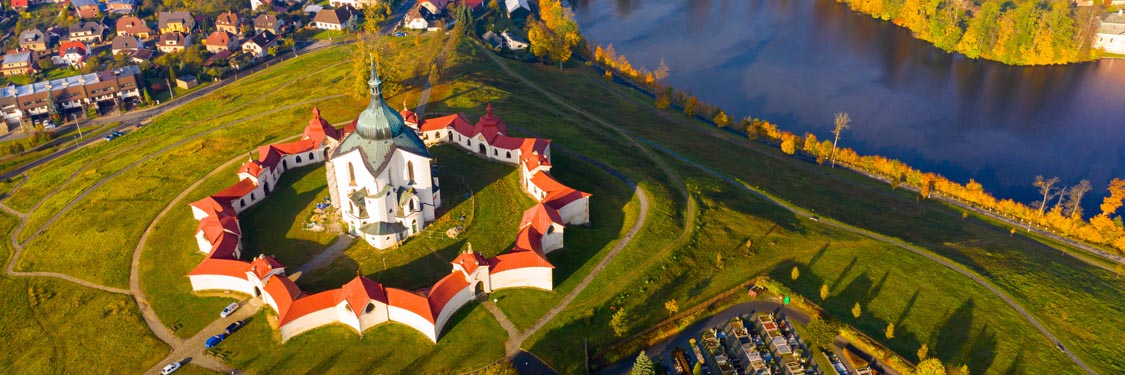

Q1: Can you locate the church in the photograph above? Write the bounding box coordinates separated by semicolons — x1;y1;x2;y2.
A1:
324;63;441;249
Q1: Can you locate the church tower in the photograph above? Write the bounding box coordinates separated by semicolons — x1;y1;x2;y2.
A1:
325;60;441;249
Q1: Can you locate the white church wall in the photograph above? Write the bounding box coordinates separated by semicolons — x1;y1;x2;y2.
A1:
387;305;438;342
490;267;553;291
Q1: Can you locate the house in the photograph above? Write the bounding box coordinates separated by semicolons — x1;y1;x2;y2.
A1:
1096;11;1125;55
158;11;195;34
127;48;154;63
0;50;37;77
504;0;529;19
242;31;277;58
418;0;447;16
111;35;143;55
253;14;282;34
331;0;379;8
0;65;142;125
176;75;199;89
481;31;501;49
12;0;68;9
500;31;527;50
216;11;241;34
17;29;50;52
157;32;192;53
403;5;434;30
205;31;239;53
58;41;89;67
313;7;354;30
71;0;102;18
250;0;270;12
68;21;107;43
106;0;135;14
115;16;151;38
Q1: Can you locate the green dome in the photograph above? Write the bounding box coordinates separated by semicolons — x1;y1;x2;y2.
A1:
355;61;411;141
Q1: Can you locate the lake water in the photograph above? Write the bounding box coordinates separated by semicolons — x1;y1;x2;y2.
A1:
572;0;1125;212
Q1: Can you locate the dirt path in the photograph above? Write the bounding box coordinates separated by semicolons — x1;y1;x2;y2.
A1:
297;234;355;275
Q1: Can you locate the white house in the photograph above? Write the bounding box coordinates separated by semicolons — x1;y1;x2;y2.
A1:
313;7;354;30
242;31;277;58
1096;11;1125;55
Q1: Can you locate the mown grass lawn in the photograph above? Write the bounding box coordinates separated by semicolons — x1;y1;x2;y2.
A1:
0;213;167;374
238;165;339;269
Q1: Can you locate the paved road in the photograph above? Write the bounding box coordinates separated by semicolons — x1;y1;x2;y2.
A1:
296;234;354;275
143;299;263;375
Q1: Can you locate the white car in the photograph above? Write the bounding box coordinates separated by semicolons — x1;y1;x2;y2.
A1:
220;302;239;318
161;362;181;374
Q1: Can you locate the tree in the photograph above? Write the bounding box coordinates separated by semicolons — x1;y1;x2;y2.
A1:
527;0;581;69
142;88;152;104
790;266;800;280
1066;180;1092;220
610;308;629;337
830;112;851;167
38;58;54;70
630;351;656;375
713;110;730;128
683;96;700;117
1100;178;1125;218
885;322;895;339
947;364;970;375
851;302;862;318
802;318;839;348
653;57;670;81
664;299;679;315
780;133;797;155
654;93;671;109
363;2;389;34
692;362;703;375
917;344;929;360
915;358;947;375
1034;175;1060;219
820;284;829;300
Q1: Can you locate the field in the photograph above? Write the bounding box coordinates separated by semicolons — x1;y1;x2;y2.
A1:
1;30;1122;375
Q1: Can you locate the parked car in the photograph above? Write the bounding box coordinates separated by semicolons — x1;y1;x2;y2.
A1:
220;302;239;318
111;130;124;137
160;361;181;374
394;32;406;37
103;134;116;141
1057;342;1066;352
224;320;245;334
205;333;229;348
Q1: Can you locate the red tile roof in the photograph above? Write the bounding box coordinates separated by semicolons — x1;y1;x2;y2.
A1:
197;214;242;241
303;106;340;147
512;225;543;254
471;103;507;143
543;189;592;211
239;160;264;177
264;276;303;317
257;145;281;169
247;255;284;280
12;0;28;8
491;134;525;151
428;272;469;318
421;113;472;133
188;258;249;277
520;203;563;234
520;137;550;157
204;31;234;47
58;41;88;57
211;178;258;201
272;139;317;155
522;152;551;171
488;250;553;273
339;276;388;318
400;108;418;125
279;289;339;325
452;251;488;275
386;287;434;323
190;196;236;218
207;231;241;259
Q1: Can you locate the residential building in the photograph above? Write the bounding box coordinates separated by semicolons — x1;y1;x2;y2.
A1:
111;35;143;55
17;29;50;52
250;0;269;11
331;0;378;8
313;7;354;30
115;16;152;38
216;11;240;34
481;31;501;49
106;0;135;14
71;0;101;18
205;31;239;53
0;65;142;125
253;14;282;34
500;31;527;50
58;41;89;67
418;0;447;15
12;0;68;9
0;50;37;77
126;48;154;63
242;31;277;58
68;21;107;43
504;0;529;19
157;32;192;53
1096;11;1125;55
403;5;435;30
158;11;195;34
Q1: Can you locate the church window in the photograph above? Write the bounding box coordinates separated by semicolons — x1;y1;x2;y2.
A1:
250;193;255;200
365;303;375;314
506;151;511;159
494;149;498;156
547;225;554;234
308;152;315;159
239;198;245;207
407;161;415;183
344;303;352;312
296;155;302;163
348;163;356;186
409;199;416;212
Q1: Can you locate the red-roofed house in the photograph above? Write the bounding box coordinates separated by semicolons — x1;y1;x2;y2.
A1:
521;203;565;252
527;171;591;225
419;113;471;145
204;31;238;53
210;178;263;213
195;214;241;252
189;196;236;220
58;41;88;67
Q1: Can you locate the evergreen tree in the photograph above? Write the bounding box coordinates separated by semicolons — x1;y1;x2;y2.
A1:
630;351;656;375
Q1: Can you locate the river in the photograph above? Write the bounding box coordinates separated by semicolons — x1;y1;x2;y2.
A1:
571;0;1125;212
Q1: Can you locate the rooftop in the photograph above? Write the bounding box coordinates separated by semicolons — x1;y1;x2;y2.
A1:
0;65;140;98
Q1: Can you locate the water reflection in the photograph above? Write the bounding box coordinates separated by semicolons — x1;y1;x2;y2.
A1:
573;0;1125;208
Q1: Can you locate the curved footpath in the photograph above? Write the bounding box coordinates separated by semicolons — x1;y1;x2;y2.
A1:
476;47;1098;374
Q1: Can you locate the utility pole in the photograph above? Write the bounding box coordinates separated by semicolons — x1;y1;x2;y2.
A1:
166;78;174;100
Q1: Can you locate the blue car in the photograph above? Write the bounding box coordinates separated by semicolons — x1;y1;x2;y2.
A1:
204;333;229;348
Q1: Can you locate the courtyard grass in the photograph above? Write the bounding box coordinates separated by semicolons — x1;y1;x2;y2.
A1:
0;213;168;374
238;165;339;269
